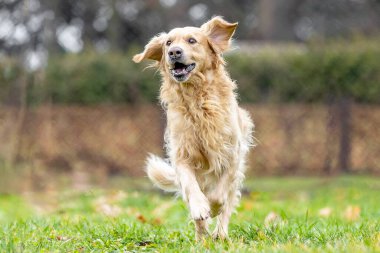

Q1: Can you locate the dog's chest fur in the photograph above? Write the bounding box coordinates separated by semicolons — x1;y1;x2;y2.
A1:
161;76;237;175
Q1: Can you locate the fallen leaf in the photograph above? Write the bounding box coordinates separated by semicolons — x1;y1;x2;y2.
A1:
136;241;152;246
344;205;361;221
318;207;332;218
56;236;67;241
94;196;122;217
243;201;254;211
93;239;105;246
152;217;162;225
109;190;127;202
137;213;147;223
264;211;281;226
95;202;122;217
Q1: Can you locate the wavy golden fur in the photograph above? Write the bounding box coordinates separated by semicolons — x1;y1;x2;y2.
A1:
133;16;254;240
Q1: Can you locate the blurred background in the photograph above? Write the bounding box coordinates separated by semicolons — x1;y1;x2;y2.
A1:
1;0;380;192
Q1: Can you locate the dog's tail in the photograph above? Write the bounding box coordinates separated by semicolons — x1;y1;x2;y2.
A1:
145;154;178;192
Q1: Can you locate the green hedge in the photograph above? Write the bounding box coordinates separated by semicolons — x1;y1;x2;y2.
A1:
39;49;160;104
228;40;380;103
1;40;380;104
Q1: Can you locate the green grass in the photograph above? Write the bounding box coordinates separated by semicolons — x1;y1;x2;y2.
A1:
1;176;379;252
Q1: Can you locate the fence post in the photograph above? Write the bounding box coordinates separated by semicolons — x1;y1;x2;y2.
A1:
338;96;352;173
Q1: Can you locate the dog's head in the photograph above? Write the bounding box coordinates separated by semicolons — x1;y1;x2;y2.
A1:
133;17;237;83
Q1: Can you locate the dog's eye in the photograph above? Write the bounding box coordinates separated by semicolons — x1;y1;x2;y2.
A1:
166;40;172;46
188;38;197;44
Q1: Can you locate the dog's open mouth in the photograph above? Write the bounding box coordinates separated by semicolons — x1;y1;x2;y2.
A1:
170;62;196;82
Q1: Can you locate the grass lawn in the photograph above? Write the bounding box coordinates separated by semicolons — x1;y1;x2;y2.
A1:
0;176;379;252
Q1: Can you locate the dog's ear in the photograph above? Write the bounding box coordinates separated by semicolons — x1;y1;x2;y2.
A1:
201;16;237;53
133;33;166;63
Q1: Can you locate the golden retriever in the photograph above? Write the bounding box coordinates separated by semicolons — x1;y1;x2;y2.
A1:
133;16;254;240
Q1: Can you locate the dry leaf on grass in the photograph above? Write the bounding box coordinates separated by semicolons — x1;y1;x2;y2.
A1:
56;236;70;242
94;196;122;217
264;211;282;226
318;207;332;218
136;213;147;223
344;205;361;221
243;201;254;211
136;241;153;246
96;203;122;217
108;190;127;202
152;217;162;225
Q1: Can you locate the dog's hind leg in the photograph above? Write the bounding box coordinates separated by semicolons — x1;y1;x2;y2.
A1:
212;186;239;240
195;219;209;241
210;158;244;240
207;171;235;240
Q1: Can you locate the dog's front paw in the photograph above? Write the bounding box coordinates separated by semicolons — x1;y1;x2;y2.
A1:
212;227;229;241
189;198;210;221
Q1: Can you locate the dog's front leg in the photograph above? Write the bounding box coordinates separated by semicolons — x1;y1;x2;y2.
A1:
176;163;210;239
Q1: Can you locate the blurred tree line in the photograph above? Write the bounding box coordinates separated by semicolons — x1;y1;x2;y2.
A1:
2;0;380;105
1;0;380;57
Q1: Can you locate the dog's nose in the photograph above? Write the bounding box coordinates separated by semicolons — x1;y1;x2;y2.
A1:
168;47;183;60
